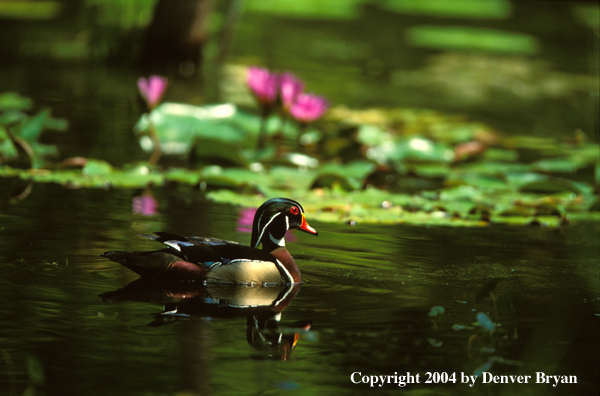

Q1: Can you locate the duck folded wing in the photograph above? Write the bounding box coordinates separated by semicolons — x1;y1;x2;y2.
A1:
101;250;210;279
145;232;276;264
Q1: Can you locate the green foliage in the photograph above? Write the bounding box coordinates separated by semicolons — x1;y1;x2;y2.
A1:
1;99;598;228
245;0;363;19
0;1;61;20
382;0;511;19
406;26;540;54
0;92;68;168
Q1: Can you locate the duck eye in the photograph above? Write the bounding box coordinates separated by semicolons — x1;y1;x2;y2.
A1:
290;206;299;215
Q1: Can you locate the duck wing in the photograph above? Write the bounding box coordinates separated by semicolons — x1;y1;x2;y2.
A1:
146;232;276;265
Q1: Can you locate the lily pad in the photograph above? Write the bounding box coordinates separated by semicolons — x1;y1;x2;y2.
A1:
135;103;250;155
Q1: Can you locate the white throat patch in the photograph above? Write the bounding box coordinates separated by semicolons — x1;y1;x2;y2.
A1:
269;232;285;247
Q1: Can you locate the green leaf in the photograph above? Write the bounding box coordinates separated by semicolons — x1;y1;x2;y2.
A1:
193;139;248;167
135;103;253;156
406;26;539;54
0;92;32;111
382;0;511;19
82;159;114;176
0;109;28;126
17;109;49;142
518;176;588;195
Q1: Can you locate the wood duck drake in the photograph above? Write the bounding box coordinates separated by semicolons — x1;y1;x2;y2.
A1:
101;198;318;285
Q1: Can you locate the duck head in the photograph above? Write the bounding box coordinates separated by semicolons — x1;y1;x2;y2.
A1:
251;198;318;252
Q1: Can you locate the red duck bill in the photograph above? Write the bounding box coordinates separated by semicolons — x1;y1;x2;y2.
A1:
299;214;318;235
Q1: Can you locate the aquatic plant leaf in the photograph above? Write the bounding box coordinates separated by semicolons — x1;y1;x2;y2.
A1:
406;26;539;54
382;0;511;18
0;109;28;126
519;177;588;194
398;138;453;163
0;92;32;111
198;166;245;189
483;148;519;162
310;174;355;191
135;103;250;155
82;159;113;176
311;160;375;190
193;139;248;167
473;359;493;377
363;136;454;164
476;312;495;332
29;142;58;168
445;173;508;191
17;109;49;142
164;168;201;185
0;139;18;158
246;0;362;19
532;157;585;173
428;306;445;317
356;124;389;147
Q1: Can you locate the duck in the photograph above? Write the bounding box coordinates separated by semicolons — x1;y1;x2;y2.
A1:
101;198;318;285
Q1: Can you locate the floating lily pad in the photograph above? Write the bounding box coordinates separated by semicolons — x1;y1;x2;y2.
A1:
2;97;598;228
135;103;250;155
82;159;113;176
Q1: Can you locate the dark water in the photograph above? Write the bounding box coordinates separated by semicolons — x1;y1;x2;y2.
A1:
2;2;599;395
1;182;598;395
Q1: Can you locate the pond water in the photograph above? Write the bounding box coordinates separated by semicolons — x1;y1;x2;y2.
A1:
1;182;599;395
2;2;600;395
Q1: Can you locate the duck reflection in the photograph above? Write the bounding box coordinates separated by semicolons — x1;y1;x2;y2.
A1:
100;280;311;360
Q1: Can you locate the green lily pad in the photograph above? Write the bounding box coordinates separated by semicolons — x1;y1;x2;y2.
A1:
82;159;113;176
164;168;202;185
518;176;589;195
311;160;375;190
310;174;356;191
192;139;249;167
483;148;519;162
135;103;250;155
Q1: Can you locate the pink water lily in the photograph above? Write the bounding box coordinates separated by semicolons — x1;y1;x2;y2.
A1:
280;72;304;110
138;75;168;110
132;193;159;216
247;67;279;106
236;207;256;233
289;93;329;123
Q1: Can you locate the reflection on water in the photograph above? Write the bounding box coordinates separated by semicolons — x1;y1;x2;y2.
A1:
0;184;598;395
100;280;309;360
